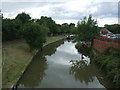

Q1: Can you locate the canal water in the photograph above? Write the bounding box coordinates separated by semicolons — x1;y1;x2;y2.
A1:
17;40;112;88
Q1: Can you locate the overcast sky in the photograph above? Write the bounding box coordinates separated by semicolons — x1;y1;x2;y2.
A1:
1;0;120;27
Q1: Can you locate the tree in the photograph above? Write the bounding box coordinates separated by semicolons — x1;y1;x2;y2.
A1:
2;18;18;41
15;12;31;24
22;22;47;51
76;15;99;42
57;24;62;35
69;23;76;34
61;23;70;34
36;16;58;35
14;12;31;37
2;13;31;41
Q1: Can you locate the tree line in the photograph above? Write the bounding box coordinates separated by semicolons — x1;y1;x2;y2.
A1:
3;12;120;50
2;12;76;50
2;12;76;41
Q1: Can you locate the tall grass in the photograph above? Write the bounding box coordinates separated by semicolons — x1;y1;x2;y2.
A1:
93;47;120;88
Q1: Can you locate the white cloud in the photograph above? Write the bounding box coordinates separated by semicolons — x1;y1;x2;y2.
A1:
97;17;118;27
2;0;119;2
2;0;68;2
90;7;97;14
65;0;92;12
2;0;119;26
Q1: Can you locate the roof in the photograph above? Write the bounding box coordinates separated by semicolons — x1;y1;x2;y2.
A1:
100;28;113;34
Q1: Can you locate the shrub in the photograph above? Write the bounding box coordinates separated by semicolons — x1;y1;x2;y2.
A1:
93;48;120;88
22;22;48;51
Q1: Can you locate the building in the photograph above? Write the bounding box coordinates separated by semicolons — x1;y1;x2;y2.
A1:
100;28;113;35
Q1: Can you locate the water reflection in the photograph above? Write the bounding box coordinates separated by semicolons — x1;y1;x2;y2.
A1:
17;40;112;88
38;40;64;56
74;41;113;88
18;40;64;88
75;42;92;57
70;60;94;85
18;55;48;88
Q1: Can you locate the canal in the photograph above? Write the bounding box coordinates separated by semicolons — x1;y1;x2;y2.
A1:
17;39;113;88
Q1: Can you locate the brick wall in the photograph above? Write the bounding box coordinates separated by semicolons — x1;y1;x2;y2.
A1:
92;37;120;52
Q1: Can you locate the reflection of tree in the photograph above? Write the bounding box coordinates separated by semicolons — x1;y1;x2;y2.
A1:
90;61;114;88
19;56;47;88
37;40;64;56
75;42;92;57
67;37;76;43
18;40;64;88
70;60;94;84
75;42;114;87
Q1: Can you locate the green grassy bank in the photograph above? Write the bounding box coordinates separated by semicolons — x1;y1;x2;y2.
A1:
93;48;120;88
2;35;66;88
75;42;120;88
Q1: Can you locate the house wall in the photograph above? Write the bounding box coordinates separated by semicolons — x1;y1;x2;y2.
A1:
92;37;120;52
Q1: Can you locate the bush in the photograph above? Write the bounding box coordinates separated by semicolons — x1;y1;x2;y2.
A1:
93;48;120;88
22;22;48;50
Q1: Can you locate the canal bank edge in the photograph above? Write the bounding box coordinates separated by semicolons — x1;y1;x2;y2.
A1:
11;37;66;89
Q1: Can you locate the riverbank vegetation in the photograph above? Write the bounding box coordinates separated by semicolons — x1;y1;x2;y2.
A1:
76;15;99;42
2;12;120;88
93;48;120;88
2;12;75;41
74;15;120;88
3;12;73;88
3;12;76;50
2;35;66;88
75;42;120;88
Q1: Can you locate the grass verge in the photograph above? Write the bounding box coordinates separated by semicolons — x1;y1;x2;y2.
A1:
93;47;120;88
2;35;66;88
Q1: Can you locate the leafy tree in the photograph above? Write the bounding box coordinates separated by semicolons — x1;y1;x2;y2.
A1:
15;12;31;24
69;23;76;34
76;15;99;42
36;16;58;35
14;12;31;37
2;13;31;41
57;24;62;35
2;18;18;41
22;22;47;51
61;23;70;34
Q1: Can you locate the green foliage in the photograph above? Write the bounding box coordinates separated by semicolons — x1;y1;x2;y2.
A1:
76;15;99;42
2;12;74;42
69;60;94;84
61;23;70;33
15;12;31;24
2;18;18;41
15;12;31;37
60;23;76;34
2;12;31;41
36;16;58;35
93;48;120;88
104;24;120;34
57;24;62;34
69;23;76;34
75;42;93;57
22;22;47;50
